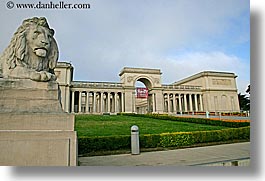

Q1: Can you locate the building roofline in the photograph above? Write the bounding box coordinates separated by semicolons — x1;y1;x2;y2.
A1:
57;61;74;69
72;80;121;84
119;67;162;76
173;71;237;85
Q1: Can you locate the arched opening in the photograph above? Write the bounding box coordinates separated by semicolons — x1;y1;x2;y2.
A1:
134;77;153;114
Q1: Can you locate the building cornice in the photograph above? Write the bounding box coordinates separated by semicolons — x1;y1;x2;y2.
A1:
173;71;237;86
119;67;162;76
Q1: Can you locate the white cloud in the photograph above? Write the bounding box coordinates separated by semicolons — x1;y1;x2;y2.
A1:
158;51;249;93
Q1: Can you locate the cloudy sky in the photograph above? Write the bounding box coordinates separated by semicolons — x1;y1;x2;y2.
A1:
0;0;249;93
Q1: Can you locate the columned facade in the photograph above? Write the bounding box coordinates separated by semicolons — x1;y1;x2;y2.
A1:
70;88;124;114
55;62;240;114
162;92;204;113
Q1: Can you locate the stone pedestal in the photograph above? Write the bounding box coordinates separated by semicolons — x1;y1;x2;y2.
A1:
0;78;77;166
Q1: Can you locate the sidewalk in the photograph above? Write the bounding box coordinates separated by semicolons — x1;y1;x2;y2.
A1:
79;142;250;166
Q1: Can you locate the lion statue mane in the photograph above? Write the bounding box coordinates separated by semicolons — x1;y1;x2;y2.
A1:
0;17;59;81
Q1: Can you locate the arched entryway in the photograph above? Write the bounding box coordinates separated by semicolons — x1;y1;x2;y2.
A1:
134;77;153;114
119;67;163;113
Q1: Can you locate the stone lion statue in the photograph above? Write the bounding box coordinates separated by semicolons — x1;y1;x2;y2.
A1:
0;17;59;81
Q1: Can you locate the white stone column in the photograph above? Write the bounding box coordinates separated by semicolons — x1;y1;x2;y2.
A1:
194;94;198;112
96;93;98;113
163;94;166;112
114;93;118;113
179;94;182;113
173;94;176;113
93;92;96;113
65;86;70;113
184;94;187;112
86;91;89;113
121;92;124;112
117;93;121;112
152;93;156;112
199;94;203;111
189;94;193;112
132;91;135;113
167;93;170;113
111;93;114;112
100;92;103;113
79;91;82;113
71;91;75;113
107;92;111;113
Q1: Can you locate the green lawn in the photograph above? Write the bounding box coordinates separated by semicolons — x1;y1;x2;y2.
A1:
75;114;228;137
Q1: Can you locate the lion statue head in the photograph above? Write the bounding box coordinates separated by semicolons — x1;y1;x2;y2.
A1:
0;17;59;81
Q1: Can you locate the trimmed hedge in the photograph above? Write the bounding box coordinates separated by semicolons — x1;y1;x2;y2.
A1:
78;126;250;154
118;113;250;128
78;135;130;154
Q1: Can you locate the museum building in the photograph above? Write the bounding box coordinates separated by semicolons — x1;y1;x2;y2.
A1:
54;62;240;114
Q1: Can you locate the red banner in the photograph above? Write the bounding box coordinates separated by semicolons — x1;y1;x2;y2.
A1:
136;88;148;98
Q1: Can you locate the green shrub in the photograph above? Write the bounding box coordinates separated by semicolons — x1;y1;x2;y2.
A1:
78;135;130;154
120;113;250;128
159;132;195;147
140;134;161;148
78;126;250;154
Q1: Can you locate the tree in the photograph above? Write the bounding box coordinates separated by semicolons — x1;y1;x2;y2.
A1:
246;84;250;94
238;93;250;111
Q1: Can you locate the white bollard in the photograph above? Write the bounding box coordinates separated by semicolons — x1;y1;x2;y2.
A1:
131;125;140;155
206;111;209;118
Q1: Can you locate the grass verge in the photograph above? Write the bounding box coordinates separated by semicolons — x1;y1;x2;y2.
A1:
75;114;250;155
75;114;228;137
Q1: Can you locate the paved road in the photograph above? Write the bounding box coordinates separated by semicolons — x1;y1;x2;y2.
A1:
79;142;250;166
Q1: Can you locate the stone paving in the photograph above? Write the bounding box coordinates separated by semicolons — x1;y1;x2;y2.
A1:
79;142;250;166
